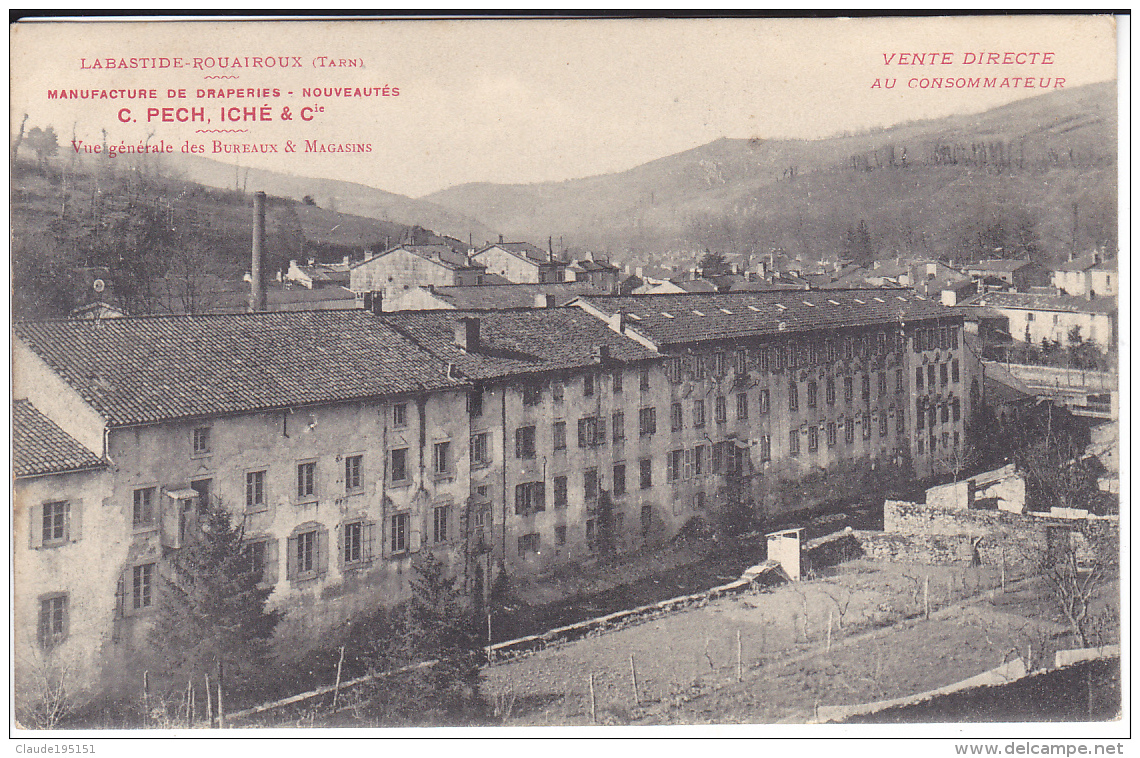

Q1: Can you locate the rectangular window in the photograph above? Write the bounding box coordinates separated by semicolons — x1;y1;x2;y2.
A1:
390;448;409;482
736;393;749;420
760;348;770;372
433;506;449;543
578;416;600;447
584;468;598;502
940;363;949;386
671;402;684;431
523;382;542;406
345;455;363;492
807;381;817;409
640;369;650;392
916;366;924;391
639;458;653;490
554;475;568;508
927;364;936;389
554;421;567;450
844;337;854;360
392;403;408;428
760;436;771;462
246;470;266;510
133;487;156;529
552;382;564;403
953;398;961;422
808;426;819;452
789;381;799;411
736;349;747;375
951;327;959;350
667;357;682;384
471;433;490;467
862;375;871;401
515;482;545;515
845;420;855;444
789;429;800;456
390;513;409;553
878;372;887;398
515;426;537;459
897;410;906;436
297;461;317;499
788;343;798;369
711;442;723;474
863;412;872;440
896;369;904;394
828;422;837;447
468;389;484;418
952;359;960;383
344;521;364;562
641;505;653;536
715;395;728;423
877;332;886;354
715;353;727;376
844;377;853;403
941;403;950;424
192;426;210;455
612;370;623;393
248;539;268;581
613;463;626;496
826;378;835;405
693;399;706;427
133;563;155;610
295;530;316;574
612;411;625;442
694;355;707;380
639;407;657;437
759;389;770;415
41;501;69;545
38;594;68;650
940;327;950;350
583;373;595;397
667;450;683;483
694;445;706;476
555;525;567;546
879;413;888;437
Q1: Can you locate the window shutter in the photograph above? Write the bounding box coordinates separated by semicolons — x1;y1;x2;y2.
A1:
684;449;693;480
515;430;523;459
69;502;81;543
365;520;376;562
29;503;44;549
286;535;298;580
264;539;279;585
317;528;330;577
336;524;345;570
515;484;525;515
666;454;675;483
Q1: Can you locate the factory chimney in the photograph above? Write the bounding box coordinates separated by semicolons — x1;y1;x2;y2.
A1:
249;191;268;312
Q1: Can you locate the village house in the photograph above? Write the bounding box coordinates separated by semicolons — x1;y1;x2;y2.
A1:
13;311;473;700
284;258;353;289
472;239;568;284
964;259;1050;292
959;291;1117;350
572;290;972;496
349;244;487;303
568;256;621;292
1050;251;1116;299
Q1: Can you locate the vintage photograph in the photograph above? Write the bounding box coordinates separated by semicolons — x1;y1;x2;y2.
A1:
9;14;1123;737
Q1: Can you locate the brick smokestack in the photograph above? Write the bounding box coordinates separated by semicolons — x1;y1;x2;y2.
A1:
249;191;268;312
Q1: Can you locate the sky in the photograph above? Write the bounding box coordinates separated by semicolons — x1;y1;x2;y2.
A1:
10;15;1120;198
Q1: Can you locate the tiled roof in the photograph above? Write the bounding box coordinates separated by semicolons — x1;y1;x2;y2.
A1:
381;308;660;381
420;282;613;310
575;259;618;272
960;292;1117;315
158;282;358;315
476;242;561;265
353;245;484;272
573;289;957;348
14;311;463;427
965;259;1037;273
12;399;105;478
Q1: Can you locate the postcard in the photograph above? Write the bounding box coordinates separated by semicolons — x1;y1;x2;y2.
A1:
9;14;1123;746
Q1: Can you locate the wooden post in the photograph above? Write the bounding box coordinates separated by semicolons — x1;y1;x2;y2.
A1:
588;672;597;724
217;660;226;729
332;645;346;709
736;630;743;682
204;674;213;728
923;576;930;620
629;655;640;706
186;679;194;727
826;612;833;653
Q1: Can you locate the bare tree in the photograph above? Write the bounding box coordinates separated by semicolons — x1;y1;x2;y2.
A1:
1046;539;1116;648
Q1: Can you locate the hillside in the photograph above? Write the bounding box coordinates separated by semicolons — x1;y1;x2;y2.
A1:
424;82;1117;264
167;154;498;244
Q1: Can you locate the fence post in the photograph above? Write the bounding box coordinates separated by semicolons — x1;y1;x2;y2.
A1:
826;612;833;653
204;673;213;728
629;655;640;706
588;672;597;724
217;660;226;729
736;629;743;681
142;671;150;722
